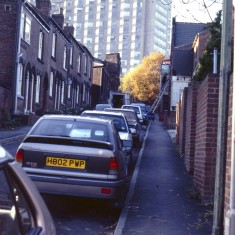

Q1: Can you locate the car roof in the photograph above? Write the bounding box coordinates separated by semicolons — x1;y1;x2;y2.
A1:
82;110;126;117
39;114;113;125
105;108;135;113
131;102;147;106
122;105;141;109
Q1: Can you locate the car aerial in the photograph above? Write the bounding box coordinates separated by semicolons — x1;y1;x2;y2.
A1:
15;115;129;208
0;146;56;235
104;108;141;146
81;110;133;169
121;104;144;125
95;103;112;110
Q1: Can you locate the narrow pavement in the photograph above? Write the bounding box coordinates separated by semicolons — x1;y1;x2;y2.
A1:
115;120;213;235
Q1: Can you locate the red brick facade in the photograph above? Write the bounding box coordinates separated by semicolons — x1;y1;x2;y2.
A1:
224;76;233;214
177;88;188;156
0;0;121;125
184;83;198;174
176;74;220;202
194;74;219;203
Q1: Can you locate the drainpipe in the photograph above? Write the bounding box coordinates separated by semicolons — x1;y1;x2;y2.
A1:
212;0;233;234
13;1;24;114
224;2;235;234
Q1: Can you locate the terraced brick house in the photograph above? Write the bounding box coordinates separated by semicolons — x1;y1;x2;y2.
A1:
0;0;94;125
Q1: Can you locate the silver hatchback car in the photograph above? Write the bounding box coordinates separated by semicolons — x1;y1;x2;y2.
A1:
81;110;133;168
16;115;129;208
104;108;141;146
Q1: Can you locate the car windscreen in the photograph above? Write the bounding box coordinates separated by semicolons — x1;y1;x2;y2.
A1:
29;119;110;142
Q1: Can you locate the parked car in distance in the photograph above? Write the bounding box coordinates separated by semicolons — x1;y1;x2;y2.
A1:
121;104;144;125
16;115;128;208
146;110;156;121
81;110;133;169
104;108;141;146
131;102;149;125
95;103;112;110
0;146;56;235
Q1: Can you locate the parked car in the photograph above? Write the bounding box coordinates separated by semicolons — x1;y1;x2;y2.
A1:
0;146;56;235
121;104;144;125
104;108;141;146
15;115;129;208
81;110;133;168
95;104;112;110
146;110;156;121
131;102;149;125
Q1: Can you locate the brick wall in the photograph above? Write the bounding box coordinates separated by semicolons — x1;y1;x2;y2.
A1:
178;87;188;156
194;74;219;203
0;1;18;89
224;75;233;213
184;84;198;174
176;99;181;146
0;87;12;120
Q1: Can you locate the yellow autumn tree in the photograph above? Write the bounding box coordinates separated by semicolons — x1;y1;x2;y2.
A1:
120;52;165;103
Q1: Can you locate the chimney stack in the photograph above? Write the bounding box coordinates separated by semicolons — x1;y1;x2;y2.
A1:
64;23;74;37
52;8;65;29
36;0;51;17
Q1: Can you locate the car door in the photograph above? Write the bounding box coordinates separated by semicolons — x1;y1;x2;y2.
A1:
0;162;56;235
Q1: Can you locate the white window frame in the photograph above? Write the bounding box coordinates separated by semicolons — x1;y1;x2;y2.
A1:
69;47;73;66
77;54;81;73
76;85;80;104
49;72;54;97
35;75;41;103
61;81;65;104
38;31;43;60
22;14;31;44
68;83;71;99
82;83;86;102
17;63;23;96
52;33;56;58
84;54;87;74
63;46;67;70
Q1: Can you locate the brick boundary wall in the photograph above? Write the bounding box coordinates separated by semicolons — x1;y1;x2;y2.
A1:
194;74;219;203
178;88;188;157
224;75;233;214
176;99;181;146
184;84;198;174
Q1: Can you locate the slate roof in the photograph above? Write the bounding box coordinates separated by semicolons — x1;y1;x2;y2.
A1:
173;21;207;47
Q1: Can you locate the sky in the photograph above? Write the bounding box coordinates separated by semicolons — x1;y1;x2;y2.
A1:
172;0;223;23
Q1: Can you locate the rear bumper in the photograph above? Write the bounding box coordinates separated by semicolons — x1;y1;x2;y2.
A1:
29;174;127;199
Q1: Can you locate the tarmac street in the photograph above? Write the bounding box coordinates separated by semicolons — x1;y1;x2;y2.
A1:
115;120;213;235
0;121;213;234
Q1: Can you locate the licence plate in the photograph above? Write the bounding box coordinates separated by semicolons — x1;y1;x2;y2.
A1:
46;157;86;169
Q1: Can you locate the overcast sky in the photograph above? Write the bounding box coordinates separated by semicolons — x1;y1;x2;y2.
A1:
172;0;223;23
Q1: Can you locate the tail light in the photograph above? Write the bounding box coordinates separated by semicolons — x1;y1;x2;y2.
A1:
16;149;24;163
109;157;118;170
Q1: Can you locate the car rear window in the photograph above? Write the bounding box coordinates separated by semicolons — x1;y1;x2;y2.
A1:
82;113;128;132
122;106;140;114
30;119;110;142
